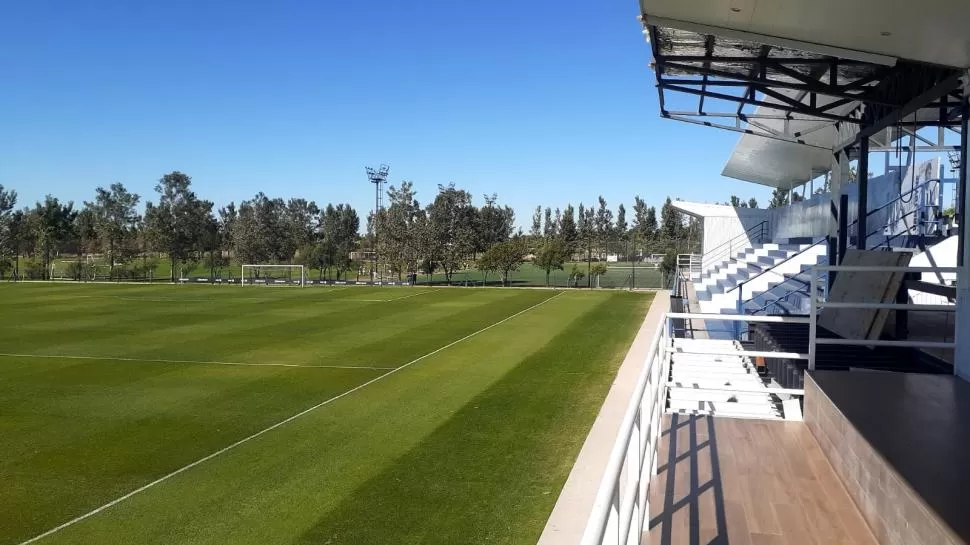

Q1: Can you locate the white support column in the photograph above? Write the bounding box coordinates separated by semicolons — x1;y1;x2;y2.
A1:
955;75;970;380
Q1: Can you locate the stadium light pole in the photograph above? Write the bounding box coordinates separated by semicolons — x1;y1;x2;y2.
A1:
366;164;390;285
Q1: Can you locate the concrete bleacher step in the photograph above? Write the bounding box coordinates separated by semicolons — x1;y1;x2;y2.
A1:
672;369;755;380
669;408;784;420
668;398;780;417
668;388;773;404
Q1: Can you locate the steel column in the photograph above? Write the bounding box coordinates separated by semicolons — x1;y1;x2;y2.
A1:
956;85;970;381
838;194;849;265
857;137;869;249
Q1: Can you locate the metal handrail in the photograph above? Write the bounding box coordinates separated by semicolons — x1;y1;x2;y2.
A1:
729;238;826;298
807;265;958;370
700;221;767;271
583;310;810;545
748;271;826;315
747;203;929;316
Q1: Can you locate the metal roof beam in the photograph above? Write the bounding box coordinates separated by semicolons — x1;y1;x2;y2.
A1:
835;70;964;151
658;60;899;107
663;113;830;149
660;83;859;123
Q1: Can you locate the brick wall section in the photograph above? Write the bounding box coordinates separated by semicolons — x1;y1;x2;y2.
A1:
804;374;963;545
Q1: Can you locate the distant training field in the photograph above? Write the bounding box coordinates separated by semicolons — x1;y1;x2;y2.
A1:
1;283;650;545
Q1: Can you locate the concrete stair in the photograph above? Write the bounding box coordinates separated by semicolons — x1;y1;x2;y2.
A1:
693;241;827;314
666;339;782;419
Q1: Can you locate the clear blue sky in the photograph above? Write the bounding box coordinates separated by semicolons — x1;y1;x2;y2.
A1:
0;0;769;227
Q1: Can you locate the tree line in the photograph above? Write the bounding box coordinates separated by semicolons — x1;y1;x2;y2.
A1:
0;172;698;285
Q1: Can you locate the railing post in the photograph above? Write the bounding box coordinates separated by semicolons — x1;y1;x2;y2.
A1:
809;268;818;371
735;282;744;339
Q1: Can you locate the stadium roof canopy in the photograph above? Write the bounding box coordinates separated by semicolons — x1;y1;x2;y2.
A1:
638;0;970;188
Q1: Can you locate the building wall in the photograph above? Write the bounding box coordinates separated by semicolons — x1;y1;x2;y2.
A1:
701;210;768;256
769;173;901;246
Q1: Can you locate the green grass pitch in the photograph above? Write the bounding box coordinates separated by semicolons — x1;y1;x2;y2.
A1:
0;283;651;544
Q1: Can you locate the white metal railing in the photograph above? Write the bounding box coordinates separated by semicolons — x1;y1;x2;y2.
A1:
582;311;807;545
581;322;666;545
807;265;958;370
677;253;701;272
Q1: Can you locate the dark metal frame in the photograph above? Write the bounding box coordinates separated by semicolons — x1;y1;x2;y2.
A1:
646;25;965;150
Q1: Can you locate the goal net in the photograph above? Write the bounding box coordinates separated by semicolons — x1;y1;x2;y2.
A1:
240;264;305;287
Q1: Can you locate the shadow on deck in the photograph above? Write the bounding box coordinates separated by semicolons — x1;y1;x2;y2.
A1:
646;414;876;545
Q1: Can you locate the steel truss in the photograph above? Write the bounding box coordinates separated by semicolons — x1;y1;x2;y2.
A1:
645;23;965;153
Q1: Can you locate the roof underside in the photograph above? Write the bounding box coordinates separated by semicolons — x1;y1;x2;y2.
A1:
640;0;970;69
639;0;968;188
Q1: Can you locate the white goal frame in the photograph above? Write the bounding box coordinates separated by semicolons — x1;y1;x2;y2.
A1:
240;264;306;287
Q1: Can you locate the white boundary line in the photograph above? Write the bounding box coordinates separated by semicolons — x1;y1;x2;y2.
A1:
0;353;393;371
16;290;564;545
342;290;436;303
381;290;434;302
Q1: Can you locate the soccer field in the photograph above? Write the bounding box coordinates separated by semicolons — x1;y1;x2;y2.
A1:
1;283;651;545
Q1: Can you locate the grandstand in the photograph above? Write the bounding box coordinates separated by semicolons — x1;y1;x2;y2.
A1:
556;2;970;544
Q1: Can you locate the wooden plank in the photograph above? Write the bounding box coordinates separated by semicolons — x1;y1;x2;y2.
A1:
647;415;878;545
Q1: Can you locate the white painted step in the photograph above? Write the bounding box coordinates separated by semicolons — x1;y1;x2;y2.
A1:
669;408;783;421
668;388;771;404
669;378;767;388
668;398;778;415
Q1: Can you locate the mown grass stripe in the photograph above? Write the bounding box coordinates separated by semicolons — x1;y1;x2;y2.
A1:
14;291;564;545
0;353;393;370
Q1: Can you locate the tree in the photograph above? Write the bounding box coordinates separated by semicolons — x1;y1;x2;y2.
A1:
478;238;526;286
476;194;514;253
748;197;758;209
560;204;578;251
769;188;790;208
233;199;266;266
8;210;29;278
534;237;571;286
218;203;237;261
530;206;542;238
644;206;658;237
200;212;222;280
74;208;98;272
579;204;595;286
0;185;16;276
589;262;608;288
730;195;742;208
142;172;215;282
30;196;77;279
284;198;320;263
542;207;557;238
594;196;614;259
660;197;681;246
86;183;140;278
569;263;585;288
335;204;360;279
615;203;627;238
427;183;476;282
615;203;628;258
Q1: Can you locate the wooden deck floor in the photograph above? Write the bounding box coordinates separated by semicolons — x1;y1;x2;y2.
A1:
646;415;878;545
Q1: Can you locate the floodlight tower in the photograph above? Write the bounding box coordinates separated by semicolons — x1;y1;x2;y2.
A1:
366;164;390;283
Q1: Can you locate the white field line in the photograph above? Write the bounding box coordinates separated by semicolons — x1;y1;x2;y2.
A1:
382;290;434;302
16;290;565;545
0;353;393;371
342;290;436;303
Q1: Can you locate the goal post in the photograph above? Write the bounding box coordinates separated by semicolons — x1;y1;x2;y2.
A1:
240;264;306;287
